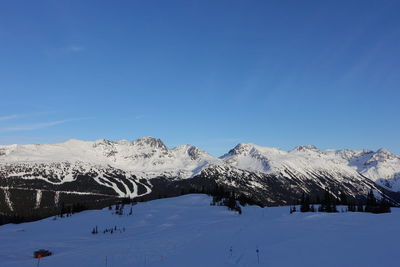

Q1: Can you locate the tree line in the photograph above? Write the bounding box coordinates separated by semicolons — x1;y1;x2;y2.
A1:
290;189;392;214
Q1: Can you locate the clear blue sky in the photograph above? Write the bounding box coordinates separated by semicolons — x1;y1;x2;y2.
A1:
0;0;399;155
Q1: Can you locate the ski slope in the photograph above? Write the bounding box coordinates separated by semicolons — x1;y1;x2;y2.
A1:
0;194;397;267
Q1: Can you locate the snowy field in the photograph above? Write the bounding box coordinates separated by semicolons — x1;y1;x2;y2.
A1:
0;194;398;267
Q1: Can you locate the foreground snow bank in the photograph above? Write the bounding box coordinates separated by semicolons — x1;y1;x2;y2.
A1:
0;194;398;267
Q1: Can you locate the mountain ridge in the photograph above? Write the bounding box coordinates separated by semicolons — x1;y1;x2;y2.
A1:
1;137;400;224
1;137;399;191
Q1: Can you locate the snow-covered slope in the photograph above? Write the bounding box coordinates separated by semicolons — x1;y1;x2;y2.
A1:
1;194;399;267
333;148;400;191
221;144;355;177
221;143;400;192
0;137;220;179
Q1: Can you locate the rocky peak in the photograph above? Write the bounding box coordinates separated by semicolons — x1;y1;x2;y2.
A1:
376;148;393;156
172;145;208;161
186;146;203;160
93;139;115;147
293;145;318;152
336;149;373;160
132;137;168;151
226;143;255;156
369;148;397;162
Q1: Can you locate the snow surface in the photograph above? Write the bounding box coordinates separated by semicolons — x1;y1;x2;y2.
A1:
0;194;398;267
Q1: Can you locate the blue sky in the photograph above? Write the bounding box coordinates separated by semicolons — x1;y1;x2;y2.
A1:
0;0;399;155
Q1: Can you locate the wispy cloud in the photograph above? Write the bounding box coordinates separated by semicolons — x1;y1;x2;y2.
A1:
0;118;87;132
65;45;85;53
0;112;54;123
0;114;19;121
135;115;145;120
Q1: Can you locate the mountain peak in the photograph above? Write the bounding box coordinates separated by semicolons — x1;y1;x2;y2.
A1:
376;148;392;155
293;145;318;152
132;137;168;150
370;148;396;161
227;143;256;155
93;139;115;145
173;145;210;160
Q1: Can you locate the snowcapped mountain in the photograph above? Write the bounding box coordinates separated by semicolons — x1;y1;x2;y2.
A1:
220;143;400;192
334;148;400;191
0;137;219;180
2;137;398;190
1;137;399;223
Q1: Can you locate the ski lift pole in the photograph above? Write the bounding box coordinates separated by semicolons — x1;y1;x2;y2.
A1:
256;247;260;264
37;257;40;267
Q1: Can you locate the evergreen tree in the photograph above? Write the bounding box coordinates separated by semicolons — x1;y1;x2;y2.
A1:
347;202;356;212
310;204;315;212
316;195;321;205
357;203;364;212
339;193;348;205
319;189;337;212
377;197;391;213
365;189;376;213
289;205;297;213
300;193;311;212
363;190;391;214
331;201;338;213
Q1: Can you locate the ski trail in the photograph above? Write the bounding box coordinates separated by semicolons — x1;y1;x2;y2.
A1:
127;178;138;197
93;174;125;196
54;191;60;206
35;189;42;209
3;188;14;212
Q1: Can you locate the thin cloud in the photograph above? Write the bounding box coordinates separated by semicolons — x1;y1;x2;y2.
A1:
65;45;85;53
0;112;54;123
0;114;19;121
0;118;87;132
135;115;145;120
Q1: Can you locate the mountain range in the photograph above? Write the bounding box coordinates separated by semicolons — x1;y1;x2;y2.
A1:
1;137;399;223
